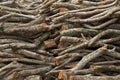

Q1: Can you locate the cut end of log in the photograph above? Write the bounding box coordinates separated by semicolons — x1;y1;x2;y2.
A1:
44;39;57;48
41;23;48;27
59;36;64;42
100;45;107;51
55;58;60;65
60;8;65;12
61;25;67;31
100;47;107;51
58;71;64;79
69;76;74;80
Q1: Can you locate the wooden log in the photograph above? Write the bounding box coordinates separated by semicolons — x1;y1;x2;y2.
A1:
44;39;57;48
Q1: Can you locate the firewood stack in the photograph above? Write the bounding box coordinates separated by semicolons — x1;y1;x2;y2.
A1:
0;0;120;80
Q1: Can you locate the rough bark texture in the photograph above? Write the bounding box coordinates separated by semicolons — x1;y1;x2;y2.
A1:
0;0;120;80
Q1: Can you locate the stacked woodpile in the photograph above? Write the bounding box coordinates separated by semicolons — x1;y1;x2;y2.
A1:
0;0;120;80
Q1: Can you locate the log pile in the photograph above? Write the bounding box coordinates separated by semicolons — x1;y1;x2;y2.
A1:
0;0;120;80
